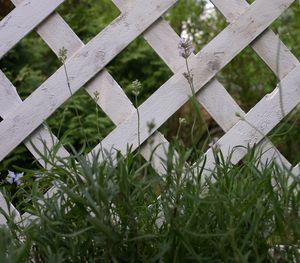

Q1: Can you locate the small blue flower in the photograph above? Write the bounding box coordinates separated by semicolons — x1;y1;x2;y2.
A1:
6;171;24;186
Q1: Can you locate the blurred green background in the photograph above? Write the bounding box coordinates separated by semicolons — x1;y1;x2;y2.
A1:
0;0;299;174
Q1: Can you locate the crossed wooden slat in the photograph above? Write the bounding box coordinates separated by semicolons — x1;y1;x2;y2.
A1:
0;0;299;225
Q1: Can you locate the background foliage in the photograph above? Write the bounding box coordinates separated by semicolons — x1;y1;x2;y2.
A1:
0;0;299;173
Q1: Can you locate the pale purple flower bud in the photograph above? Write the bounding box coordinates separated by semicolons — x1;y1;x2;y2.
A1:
178;38;194;59
130;79;143;97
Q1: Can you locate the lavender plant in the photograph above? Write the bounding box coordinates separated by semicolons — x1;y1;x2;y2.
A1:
58;47;89;150
130;79;143;150
178;37;212;154
0;145;298;262
178;37;195;96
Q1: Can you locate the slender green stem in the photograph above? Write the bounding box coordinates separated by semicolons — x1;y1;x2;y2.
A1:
185;57;195;97
57;103;68;139
276;39;285;118
135;95;141;151
95;100;101;140
183;56;212;149
176;122;182;140
62;63;90;150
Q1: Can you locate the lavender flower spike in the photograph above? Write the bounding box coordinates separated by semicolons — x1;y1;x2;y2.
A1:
178;38;194;59
6;170;24;186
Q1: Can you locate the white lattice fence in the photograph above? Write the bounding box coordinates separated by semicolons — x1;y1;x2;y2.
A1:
0;0;299;225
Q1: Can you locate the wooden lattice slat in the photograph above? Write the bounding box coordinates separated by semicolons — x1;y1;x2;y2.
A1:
0;0;299;226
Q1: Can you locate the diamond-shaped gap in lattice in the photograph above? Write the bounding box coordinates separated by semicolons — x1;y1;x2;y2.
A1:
267;106;300;167
0;116;39;175
0;0;14;20
216;46;278;112
107;36;173;107
269;0;300;60
0;143;42;216
159;100;225;165
57;0;120;44
47;89;116;155
0;144;41;211
163;0;225;51
0;31;59;101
